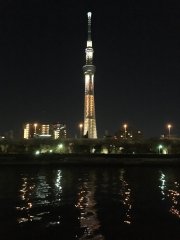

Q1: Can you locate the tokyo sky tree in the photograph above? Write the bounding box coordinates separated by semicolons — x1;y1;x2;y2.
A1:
83;12;97;139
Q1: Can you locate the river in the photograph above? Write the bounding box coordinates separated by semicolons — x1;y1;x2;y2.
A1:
0;165;180;239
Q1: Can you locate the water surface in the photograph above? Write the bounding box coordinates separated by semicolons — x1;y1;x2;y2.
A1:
0;165;180;239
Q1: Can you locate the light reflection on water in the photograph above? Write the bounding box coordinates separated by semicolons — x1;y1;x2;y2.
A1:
15;168;133;239
16;170;105;239
16;171;63;225
159;170;180;218
118;169;132;224
0;166;180;239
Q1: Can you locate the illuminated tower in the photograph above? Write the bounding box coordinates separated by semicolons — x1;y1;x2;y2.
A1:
83;12;97;138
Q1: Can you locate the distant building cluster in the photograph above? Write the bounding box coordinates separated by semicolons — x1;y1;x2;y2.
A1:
115;125;143;142
23;123;66;140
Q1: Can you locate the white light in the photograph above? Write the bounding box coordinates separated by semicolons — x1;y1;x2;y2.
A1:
87;40;92;47
58;144;63;149
35;150;40;155
39;134;51;137
87;12;92;18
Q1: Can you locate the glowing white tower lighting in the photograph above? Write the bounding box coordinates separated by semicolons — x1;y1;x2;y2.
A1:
83;12;97;138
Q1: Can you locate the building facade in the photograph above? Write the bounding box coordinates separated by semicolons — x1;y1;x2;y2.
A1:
23;123;66;140
83;12;97;139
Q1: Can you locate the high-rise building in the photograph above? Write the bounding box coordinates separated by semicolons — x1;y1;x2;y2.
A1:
23;123;67;140
52;123;67;139
83;12;97;139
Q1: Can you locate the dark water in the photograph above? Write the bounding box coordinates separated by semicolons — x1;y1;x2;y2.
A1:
0;165;180;240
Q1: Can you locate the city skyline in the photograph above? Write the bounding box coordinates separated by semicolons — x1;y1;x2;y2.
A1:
0;0;180;138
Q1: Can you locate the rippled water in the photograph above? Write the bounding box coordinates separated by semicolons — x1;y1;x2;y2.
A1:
0;165;180;239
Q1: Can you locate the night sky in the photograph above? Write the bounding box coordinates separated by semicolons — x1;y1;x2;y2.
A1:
0;0;180;138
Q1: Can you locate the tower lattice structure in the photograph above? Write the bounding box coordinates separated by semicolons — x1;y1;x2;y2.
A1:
83;12;97;139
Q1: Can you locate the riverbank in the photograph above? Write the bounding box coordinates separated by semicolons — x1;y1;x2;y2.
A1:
0;153;180;166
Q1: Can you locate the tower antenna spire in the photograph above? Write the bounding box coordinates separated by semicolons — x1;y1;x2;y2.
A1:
87;12;92;41
87;12;92;42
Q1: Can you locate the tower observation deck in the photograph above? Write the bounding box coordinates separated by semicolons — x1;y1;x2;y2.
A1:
83;12;97;138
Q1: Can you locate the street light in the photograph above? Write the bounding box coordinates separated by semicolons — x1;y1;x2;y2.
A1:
123;124;127;139
79;123;83;138
167;124;172;139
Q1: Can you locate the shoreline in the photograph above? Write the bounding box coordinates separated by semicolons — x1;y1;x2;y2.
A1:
0;153;180;166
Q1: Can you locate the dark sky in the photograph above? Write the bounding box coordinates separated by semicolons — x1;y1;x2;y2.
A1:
0;0;180;138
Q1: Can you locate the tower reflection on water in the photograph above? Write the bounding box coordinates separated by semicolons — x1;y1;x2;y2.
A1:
75;172;104;240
